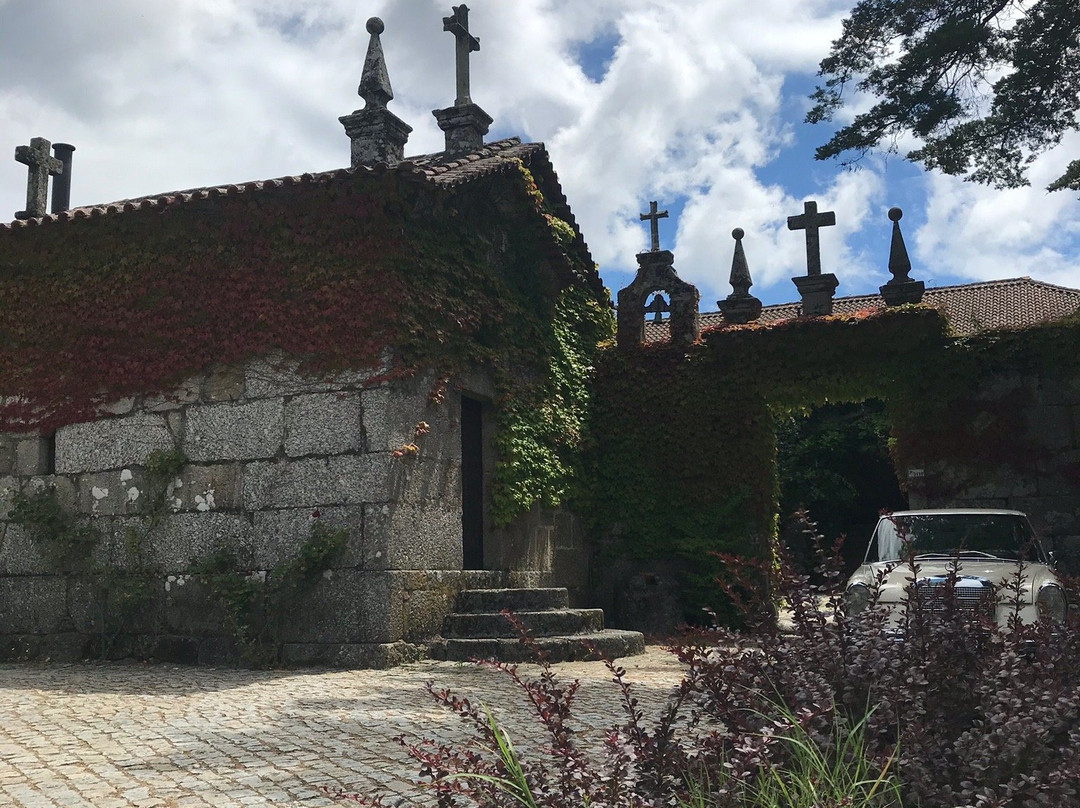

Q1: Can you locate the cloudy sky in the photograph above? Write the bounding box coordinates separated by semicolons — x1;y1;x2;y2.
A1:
2;0;1078;307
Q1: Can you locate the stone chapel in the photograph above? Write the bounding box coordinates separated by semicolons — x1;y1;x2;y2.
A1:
0;11;643;665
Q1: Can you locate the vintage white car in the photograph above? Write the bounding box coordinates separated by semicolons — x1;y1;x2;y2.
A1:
844;509;1067;628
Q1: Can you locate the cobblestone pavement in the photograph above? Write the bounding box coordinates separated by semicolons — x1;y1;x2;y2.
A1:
0;648;684;808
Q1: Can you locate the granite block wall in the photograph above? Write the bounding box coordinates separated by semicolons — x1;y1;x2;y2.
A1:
0;355;568;666
904;371;1080;569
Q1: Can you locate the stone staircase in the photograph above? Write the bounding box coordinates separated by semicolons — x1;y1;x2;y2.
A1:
429;587;645;663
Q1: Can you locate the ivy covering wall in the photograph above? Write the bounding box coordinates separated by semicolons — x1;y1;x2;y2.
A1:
584;305;1080;620
0;160;610;526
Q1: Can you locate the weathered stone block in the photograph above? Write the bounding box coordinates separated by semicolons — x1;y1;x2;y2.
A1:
252;506;364;570
0;634;38;661
15;436;49;475
35;632;93;662
243;455;393;510
90;517;154;572
363;501;461;570
66;573;165;636
78;469;146;516
25;475;78;512
389;457;461;504
149;635;200;665
401;588;454;641
246;355;381;399
184;399;283;462
55;414;175;474
176;463;243;512
145;376;200;412
280;640;425;668
361;375;456;458
285;392;363;457
487;503;557;572
0;524;49;575
0;577;70;633
278;570;403;644
163;575;235;635
147;512;255;572
202;364;244;402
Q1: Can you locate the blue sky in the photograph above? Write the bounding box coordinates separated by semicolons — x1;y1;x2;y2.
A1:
1;0;1077;308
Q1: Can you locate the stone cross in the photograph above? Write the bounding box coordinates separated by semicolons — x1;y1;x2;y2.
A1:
787;200;835;276
443;5;480;107
644;293;670;322
639;201;669;252
14;137;63;219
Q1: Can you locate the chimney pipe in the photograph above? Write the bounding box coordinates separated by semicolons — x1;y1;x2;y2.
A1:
50;143;75;214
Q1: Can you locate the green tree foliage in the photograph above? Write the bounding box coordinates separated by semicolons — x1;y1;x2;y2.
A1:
776;400;907;573
808;0;1080;191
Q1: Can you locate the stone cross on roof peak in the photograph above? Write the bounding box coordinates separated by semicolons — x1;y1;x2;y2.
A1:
787;199;836;277
443;4;480;107
639;201;669;252
14;137;63;220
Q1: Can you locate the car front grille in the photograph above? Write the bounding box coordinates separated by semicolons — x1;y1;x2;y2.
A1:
912;578;996;622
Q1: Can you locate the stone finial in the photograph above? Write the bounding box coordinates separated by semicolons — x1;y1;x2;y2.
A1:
14;137;63;219
879;207;925;306
340;17;412;167
616;249;700;348
639;201;669;251
432;5;492;154
788;199;839;316
718;228;762;324
728;228;751;295
359;17;393;109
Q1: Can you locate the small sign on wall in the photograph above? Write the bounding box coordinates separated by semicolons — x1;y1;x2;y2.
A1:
907;468;925;480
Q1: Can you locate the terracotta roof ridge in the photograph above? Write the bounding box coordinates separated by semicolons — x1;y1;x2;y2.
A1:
1;138;542;231
0;164;386;229
735;276;1080;318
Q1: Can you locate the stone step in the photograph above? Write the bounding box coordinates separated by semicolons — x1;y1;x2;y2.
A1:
442;608;605;639
454;587;569;613
430;629;646;664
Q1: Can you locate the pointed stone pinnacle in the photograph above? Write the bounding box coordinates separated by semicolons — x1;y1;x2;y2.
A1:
359;17;393;109
880;206;925;305
718;227;763;324
341;16;412;166
887;207;912;282
728;228;752;295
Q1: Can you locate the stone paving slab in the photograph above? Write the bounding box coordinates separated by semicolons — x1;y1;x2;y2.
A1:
0;648;683;807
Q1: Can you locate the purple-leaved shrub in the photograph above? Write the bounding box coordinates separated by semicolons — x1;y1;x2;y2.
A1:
332;511;1080;808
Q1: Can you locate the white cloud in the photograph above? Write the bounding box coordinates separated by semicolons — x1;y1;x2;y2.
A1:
916;131;1080;288
1;0;1075;307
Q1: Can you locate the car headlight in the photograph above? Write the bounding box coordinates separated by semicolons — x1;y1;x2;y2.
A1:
845;583;871;616
1036;583;1068;623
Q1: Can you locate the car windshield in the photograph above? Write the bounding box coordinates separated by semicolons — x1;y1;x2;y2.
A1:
870;513;1042;563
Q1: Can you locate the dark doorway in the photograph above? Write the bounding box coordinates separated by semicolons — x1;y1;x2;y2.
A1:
777;399;908;574
461;396;484;570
